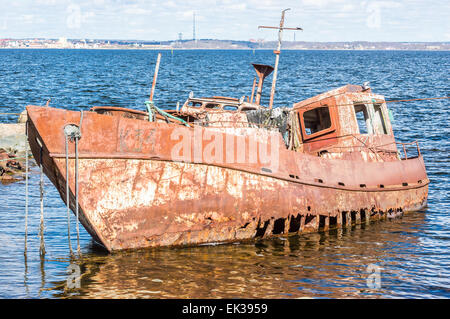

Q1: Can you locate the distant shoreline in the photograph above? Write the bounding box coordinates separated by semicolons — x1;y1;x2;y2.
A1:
2;39;449;51
1;47;449;51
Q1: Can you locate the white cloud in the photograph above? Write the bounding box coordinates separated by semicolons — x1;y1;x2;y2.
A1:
21;14;34;24
301;0;345;7
0;0;448;41
123;7;152;15
229;3;247;11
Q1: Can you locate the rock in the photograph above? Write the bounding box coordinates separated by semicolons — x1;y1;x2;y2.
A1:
17;110;28;123
0;123;27;155
0;148;28;184
0;123;25;136
0;173;20;185
0;123;33;184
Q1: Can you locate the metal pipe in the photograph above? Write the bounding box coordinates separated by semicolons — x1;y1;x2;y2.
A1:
149;53;162;102
255;76;264;105
250;77;256;104
269;9;290;109
252;64;274;106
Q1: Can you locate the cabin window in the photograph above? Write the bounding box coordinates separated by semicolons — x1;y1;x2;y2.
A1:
354;104;373;134
188;101;203;107
303;106;332;135
223;105;238;111
205;103;220;109
373;104;388;134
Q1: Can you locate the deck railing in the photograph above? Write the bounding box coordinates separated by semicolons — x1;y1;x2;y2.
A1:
396;141;421;160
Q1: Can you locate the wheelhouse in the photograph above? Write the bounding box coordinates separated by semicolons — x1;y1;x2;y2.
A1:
293;84;397;161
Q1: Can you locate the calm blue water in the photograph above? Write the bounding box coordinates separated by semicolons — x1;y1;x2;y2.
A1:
0;49;449;298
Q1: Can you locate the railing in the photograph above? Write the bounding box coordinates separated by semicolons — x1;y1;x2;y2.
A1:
396;141;421;160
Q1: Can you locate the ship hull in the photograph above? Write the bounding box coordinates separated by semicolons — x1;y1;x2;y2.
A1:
26;105;429;252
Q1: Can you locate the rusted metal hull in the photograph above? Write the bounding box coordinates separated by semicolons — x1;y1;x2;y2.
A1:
26;105;429;252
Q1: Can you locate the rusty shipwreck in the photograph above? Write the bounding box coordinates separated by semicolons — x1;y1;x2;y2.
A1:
25;76;429;252
25;16;428;252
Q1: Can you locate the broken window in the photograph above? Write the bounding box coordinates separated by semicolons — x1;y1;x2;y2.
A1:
302;106;332;135
188;101;203;107
354;104;373;134
223;105;238;111
373;104;388;134
204;103;220;109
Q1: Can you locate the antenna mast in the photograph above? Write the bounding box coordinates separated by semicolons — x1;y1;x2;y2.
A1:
259;8;302;109
193;12;196;42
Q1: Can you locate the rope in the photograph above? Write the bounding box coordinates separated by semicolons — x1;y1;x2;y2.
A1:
39;147;46;257
74;136;81;256
145;101;190;127
294;96;449;111
65;134;73;257
351;134;384;161
63;121;82;257
75;112;82;256
386;96;450;103
24;122;28;256
75;137;81;256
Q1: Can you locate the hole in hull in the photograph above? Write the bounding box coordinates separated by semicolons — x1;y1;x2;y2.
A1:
289;214;302;233
329;216;337;227
272;218;286;235
255;219;269;237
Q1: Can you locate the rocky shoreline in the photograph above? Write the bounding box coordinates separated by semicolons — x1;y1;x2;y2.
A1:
0;112;34;184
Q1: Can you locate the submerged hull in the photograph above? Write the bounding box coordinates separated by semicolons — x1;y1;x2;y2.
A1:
26;105;429;252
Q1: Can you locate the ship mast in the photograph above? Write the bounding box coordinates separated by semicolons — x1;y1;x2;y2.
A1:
259;8;302;109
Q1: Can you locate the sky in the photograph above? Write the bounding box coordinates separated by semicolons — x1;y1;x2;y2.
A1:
0;0;449;42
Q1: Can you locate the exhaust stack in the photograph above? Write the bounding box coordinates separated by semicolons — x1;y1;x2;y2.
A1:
252;63;274;105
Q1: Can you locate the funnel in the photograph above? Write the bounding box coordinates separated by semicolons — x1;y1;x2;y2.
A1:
252;63;274;105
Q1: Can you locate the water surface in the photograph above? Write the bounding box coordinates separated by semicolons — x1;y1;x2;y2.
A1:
0;49;448;298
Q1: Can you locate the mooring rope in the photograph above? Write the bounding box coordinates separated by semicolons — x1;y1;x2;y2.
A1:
63;120;82;257
64;134;73;257
75;136;81;256
24;122;28;256
75;111;83;256
386;96;450;103
38;147;46;257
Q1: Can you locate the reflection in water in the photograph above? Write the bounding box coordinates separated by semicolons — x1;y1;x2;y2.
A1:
23;253;29;297
44;211;447;299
